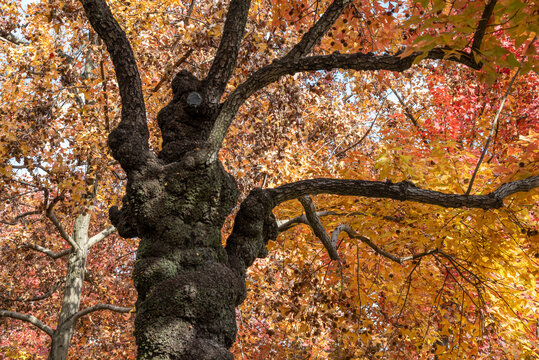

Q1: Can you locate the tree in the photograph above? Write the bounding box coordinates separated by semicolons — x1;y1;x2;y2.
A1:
1;0;538;359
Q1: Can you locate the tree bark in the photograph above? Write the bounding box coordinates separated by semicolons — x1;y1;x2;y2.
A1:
49;213;89;360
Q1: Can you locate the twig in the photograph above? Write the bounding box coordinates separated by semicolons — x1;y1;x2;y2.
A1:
331;224;438;264
465;68;520;195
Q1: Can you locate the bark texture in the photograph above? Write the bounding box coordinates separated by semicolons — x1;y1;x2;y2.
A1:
109;71;248;359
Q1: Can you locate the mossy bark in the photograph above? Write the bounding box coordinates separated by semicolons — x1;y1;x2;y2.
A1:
108;71;277;359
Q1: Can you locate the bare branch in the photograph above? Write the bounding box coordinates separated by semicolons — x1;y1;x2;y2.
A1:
298;196;339;260
277;210;336;232
21;243;72;259
79;0;152;172
335;98;386;157
390;87;420;128
0;309;54;336
67;304;133;324
0;281;62;303
184;0;197;26
0;30;28;46
332;224;438;264
46;197;76;249
0;210;41;226
149;49;193;96
268;176;539;209
204;0;251;103
87;225;117;248
466;67;520;195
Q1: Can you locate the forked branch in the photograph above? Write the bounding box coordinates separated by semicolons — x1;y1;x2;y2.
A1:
298;196;339;260
332;224;438;264
79;0;152;171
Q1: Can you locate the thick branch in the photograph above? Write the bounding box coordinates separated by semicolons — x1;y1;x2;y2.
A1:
0;309;54;336
67;304;133;325
200;48;478;164
79;0;151;171
284;0;352;60
268;176;539;209
332;224;438;264
298;196;339;260
87;225;117;248
21;243;71;259
204;0;251;103
472;0;498;53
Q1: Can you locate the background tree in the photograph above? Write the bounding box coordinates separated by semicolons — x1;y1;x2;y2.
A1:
1;0;538;359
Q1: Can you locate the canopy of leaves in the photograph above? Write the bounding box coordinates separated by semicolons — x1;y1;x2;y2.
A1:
1;0;538;359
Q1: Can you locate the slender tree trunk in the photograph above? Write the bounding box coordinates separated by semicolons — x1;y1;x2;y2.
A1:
49;213;89;360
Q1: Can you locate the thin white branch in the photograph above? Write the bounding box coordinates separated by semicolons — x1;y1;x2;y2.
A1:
68;304;133;324
21;243;72;259
88;225;117;248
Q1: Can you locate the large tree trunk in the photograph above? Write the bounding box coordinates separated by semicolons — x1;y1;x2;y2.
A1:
131;163;241;359
108;72;258;358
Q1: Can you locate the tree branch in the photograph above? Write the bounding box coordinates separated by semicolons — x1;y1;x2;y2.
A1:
0;210;41;226
0;309;54;337
390;87;420;128
268;176;539;209
0;281;62;303
66;304;133;325
283;0;352;60
79;0;152;172
21;243;72;259
472;0;498;53
298;196;339;260
335;98;385;157
87;225;117;248
203;0;251;103
277;210;336;232
466;67;520;195
149;49;193;96
332;224;438;264
0;30;28;46
199;48;479;164
45;197;76;249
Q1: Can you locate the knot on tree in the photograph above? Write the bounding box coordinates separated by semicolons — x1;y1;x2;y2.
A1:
156;71;213;163
172;70;202;101
225;188;277;271
109;197;138;238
